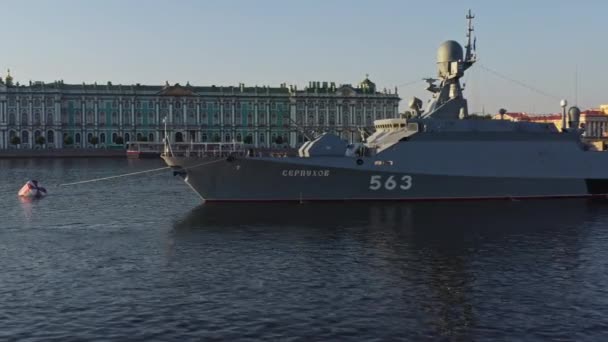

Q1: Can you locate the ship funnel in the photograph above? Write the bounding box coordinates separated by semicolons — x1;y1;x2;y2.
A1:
568;106;581;130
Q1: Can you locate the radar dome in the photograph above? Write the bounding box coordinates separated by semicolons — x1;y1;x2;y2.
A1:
568;106;581;129
437;40;463;77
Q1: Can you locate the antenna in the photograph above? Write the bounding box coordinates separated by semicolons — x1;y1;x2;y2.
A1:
465;9;476;62
575;64;578;106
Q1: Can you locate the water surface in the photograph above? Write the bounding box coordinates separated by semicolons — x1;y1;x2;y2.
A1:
1;159;608;341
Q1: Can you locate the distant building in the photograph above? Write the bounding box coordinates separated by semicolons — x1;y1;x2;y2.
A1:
0;71;400;149
492;107;608;140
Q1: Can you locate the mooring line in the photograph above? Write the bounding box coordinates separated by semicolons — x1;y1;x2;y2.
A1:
59;166;171;187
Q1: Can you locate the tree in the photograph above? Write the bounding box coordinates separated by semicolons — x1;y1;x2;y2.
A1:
90;136;99;147
115;136;124;145
243;135;253;144
64;135;74;146
35;135;46;146
274;135;284;145
10;136;20;146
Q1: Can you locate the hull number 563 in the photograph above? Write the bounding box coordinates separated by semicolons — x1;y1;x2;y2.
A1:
369;175;413;191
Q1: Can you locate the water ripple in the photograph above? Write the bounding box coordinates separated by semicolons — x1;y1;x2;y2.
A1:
2;159;608;340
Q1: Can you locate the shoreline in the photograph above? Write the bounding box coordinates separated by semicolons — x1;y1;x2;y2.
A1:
0;149;126;159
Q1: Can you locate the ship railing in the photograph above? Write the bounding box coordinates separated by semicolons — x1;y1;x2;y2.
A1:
161;142;247;158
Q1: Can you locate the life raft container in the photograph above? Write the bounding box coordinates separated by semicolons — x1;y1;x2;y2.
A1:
18;180;48;198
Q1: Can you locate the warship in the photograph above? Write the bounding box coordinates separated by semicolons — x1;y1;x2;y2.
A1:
162;11;608;202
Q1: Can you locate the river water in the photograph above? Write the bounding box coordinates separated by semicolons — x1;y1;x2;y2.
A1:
1;158;608;341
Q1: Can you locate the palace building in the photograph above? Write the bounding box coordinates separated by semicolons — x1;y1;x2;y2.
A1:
0;70;400;149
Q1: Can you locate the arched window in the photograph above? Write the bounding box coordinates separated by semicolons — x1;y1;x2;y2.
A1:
112;132;118;143
259;133;265;145
125;133;131;142
47;130;54;144
75;133;81;144
225;134;231;142
100;133;106;144
136;133;143;141
236;133;242;142
47;112;53;123
22;112;28;125
148;133;154;142
87;133;93;143
201;133;208;142
22;130;29;143
175;132;183;142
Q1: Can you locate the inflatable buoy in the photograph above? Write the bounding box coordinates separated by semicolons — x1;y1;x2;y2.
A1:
18;180;47;198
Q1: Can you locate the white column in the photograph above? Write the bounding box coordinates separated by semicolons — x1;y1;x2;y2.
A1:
55;99;62;148
41;99;46;127
196;101;201;125
131;100;135;130
290;102;297;147
182;100;187;128
94;100;99;127
155;101;160;126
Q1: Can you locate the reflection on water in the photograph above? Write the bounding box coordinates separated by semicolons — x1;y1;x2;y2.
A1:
172;199;604;340
3;158;608;340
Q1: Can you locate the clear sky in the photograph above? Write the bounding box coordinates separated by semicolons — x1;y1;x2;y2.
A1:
1;0;606;114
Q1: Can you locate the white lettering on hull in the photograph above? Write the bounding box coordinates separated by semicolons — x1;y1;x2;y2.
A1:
281;169;331;177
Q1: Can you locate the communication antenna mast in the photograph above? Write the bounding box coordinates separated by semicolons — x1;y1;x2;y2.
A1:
465;9;476;62
575;64;578;106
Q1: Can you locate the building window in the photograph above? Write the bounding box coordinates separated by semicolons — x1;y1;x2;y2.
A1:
202;133;208;142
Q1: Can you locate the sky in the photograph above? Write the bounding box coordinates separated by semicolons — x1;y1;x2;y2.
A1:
1;0;606;114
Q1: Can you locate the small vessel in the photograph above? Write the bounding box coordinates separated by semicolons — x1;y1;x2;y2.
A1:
162;11;608;202
18;180;47;198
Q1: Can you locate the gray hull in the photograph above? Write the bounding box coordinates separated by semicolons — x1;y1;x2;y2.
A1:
162;155;607;202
